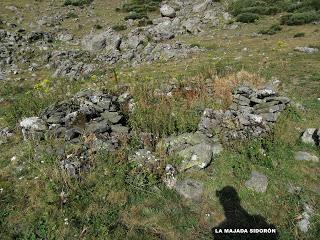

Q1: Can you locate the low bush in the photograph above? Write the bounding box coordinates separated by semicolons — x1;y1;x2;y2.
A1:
121;0;161;20
236;13;260;23
293;32;305;37
64;0;93;6
112;24;127;32
259;24;282;35
281;11;320;25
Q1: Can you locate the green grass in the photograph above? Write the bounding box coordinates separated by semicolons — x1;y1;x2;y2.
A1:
0;1;320;239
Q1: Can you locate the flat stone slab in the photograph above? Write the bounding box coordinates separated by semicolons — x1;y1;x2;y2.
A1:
175;179;203;201
295;151;319;162
245;171;268;193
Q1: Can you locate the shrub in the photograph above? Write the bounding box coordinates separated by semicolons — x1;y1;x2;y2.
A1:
236;13;260;23
124;12;148;20
259;24;282;35
112;24;127;31
281;11;320;25
121;0;161;20
293;32;305;37
64;0;93;6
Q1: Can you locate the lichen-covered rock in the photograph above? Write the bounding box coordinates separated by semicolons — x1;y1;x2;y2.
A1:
158;132;222;171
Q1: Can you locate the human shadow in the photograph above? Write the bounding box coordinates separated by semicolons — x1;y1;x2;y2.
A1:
212;186;278;240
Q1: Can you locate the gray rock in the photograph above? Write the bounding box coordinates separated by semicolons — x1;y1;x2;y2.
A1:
175;179;203;201
295;151;319;162
159;132;222;171
178;142;223;171
294;47;319;54
101;111;122;124
82;28;121;52
297;204;314;233
20;117;47;140
245;171;268;193
301;128;319;146
193;0;212;13
160;4;176;18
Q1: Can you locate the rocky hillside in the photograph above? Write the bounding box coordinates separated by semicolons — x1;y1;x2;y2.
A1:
0;0;319;239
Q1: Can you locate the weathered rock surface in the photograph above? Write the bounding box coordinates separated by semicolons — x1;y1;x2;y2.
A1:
158;132;223;171
245;171;268;193
175;179;204;201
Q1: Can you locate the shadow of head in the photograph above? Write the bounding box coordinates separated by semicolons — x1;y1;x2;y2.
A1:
212;186;278;240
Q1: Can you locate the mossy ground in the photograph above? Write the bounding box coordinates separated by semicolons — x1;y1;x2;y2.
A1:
0;1;319;239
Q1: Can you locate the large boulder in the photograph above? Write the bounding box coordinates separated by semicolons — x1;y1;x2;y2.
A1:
160;4;176;18
82;28;121;52
158;132;223;171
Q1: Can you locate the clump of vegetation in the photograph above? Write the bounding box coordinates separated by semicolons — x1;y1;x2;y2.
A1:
112;24;127;32
120;0;162;20
259;24;282;35
293;32;305;37
281;11;320;25
230;0;320;25
64;0;93;6
236;12;260;23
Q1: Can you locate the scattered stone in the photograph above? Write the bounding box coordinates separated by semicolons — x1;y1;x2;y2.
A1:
175;179;203;201
301;128;319;146
294;47;319;54
295;151;319;162
245;171;268;193
297;204;314;233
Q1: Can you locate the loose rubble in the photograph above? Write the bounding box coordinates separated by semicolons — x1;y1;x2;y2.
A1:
199;86;291;141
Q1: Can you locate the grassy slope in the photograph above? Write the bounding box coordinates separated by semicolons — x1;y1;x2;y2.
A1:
0;1;319;239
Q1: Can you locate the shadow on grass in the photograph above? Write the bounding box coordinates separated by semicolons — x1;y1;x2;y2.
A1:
212;186;278;240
